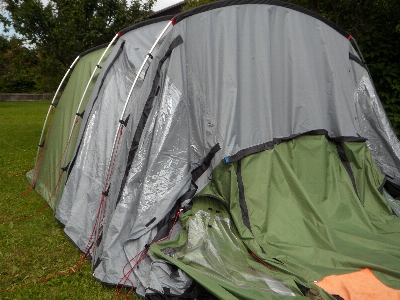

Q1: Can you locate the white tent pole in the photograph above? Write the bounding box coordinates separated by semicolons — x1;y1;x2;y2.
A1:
120;21;172;121
61;33;119;170
105;21;172;187
52;34;119;205
91;21;172;263
75;34;119;120
32;55;81;178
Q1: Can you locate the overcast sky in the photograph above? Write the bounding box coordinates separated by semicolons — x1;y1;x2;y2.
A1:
152;0;181;11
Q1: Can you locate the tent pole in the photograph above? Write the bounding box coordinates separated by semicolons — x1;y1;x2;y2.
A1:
103;20;172;189
349;36;375;86
121;21;173;120
54;34;119;203
74;34;119;124
32;55;81;182
62;33;118;166
91;21;172;267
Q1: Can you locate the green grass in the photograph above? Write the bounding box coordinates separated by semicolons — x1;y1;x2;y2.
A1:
0;102;138;299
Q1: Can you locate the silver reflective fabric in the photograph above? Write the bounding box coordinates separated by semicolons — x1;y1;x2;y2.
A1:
120;75;191;235
354;75;400;185
384;190;400;217
55;19;171;267
174;210;296;296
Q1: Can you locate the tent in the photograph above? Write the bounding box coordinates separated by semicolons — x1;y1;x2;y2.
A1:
39;0;400;299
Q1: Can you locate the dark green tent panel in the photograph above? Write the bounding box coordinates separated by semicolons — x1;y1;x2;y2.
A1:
151;135;400;298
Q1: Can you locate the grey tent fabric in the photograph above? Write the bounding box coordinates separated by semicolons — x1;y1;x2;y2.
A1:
54;1;400;298
91;29;179;293
55;17;172;253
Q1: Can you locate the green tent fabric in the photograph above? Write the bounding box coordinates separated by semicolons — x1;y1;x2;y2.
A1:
26;45;113;209
151;134;400;299
150;198;317;299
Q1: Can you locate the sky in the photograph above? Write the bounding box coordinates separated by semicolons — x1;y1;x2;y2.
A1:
151;0;181;11
1;0;181;37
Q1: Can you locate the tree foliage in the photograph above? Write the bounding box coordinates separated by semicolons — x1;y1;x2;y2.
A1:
0;35;39;92
183;0;400;133
182;0;216;11
0;0;154;92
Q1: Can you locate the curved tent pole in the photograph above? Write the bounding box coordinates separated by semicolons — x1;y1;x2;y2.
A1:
119;21;173;128
74;34;119;126
91;21;173;265
103;21;172;188
349;36;375;85
60;33;119;170
32;55;81;180
51;33;119;205
104;20;172;188
349;36;385;114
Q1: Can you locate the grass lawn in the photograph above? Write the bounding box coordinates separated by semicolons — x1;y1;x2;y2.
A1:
0;101;138;300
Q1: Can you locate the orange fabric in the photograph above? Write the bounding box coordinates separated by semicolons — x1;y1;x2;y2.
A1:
315;268;400;300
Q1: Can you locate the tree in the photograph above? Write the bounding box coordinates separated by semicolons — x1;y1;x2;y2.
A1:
0;0;154;91
0;35;39;93
182;0;216;11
